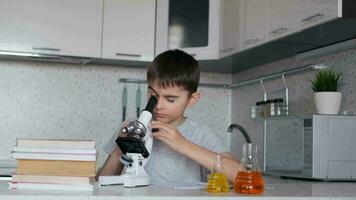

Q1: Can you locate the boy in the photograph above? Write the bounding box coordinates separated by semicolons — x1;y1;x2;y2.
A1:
97;49;242;183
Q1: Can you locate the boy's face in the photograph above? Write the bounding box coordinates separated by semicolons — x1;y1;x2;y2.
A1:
148;80;199;126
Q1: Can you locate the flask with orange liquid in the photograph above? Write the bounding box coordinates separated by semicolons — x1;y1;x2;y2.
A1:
234;143;265;194
207;154;229;193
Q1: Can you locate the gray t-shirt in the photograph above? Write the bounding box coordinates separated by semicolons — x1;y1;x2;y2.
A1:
103;118;228;183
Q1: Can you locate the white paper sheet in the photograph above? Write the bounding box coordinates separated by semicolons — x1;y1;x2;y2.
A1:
151;181;207;190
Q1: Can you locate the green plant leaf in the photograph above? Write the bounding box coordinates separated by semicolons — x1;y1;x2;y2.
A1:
310;69;342;92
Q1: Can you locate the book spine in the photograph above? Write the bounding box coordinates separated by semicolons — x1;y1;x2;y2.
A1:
11;174;94;184
13;147;97;154
16;139;96;149
12;152;96;161
16;160;96;177
9;182;94;191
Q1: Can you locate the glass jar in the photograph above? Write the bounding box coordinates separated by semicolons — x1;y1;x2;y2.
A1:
265;100;272;117
256;101;267;117
274;98;284;116
251;105;256;119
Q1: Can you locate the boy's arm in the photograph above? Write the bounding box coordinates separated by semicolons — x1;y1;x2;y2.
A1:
96;146;124;180
178;141;242;183
151;121;243;183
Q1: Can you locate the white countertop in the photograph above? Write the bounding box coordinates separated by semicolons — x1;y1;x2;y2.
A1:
1;176;356;200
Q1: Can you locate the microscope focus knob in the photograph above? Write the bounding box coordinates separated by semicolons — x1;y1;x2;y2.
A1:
134;128;146;138
127;125;135;132
120;154;134;165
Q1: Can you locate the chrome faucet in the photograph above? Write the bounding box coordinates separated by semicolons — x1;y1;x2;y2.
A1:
227;124;252;143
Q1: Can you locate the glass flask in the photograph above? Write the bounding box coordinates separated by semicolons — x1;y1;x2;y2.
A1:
234;143;265;194
207;154;230;193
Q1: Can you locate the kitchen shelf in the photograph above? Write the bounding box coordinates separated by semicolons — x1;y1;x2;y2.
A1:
251;103;290;119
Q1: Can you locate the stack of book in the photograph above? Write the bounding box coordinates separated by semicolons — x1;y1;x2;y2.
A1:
10;139;97;191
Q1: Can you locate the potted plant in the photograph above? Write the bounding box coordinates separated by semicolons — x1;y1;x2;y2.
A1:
311;68;343;115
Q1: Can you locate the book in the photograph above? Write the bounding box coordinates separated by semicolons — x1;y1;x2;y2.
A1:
16;159;96;176
11;152;96;161
13;146;97;154
11;174;95;185
9;182;94;191
16;139;95;149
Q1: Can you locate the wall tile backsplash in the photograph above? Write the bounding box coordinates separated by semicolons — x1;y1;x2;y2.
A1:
230;47;356;166
0;60;231;167
265;117;304;170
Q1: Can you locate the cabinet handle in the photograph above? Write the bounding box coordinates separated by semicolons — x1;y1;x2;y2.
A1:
269;26;289;35
245;37;259;44
115;53;141;57
32;47;61;52
301;12;324;22
220;47;234;53
226;47;234;51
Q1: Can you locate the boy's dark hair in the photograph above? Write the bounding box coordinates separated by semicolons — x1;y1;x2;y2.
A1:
147;49;200;95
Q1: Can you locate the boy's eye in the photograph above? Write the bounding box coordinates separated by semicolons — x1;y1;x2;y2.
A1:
167;98;175;103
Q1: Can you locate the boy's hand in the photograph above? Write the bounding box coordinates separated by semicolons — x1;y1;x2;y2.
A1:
151;121;188;152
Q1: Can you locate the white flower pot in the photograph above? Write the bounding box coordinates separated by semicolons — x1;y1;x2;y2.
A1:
314;92;342;115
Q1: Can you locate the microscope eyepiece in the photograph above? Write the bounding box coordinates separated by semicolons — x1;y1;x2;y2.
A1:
144;96;158;113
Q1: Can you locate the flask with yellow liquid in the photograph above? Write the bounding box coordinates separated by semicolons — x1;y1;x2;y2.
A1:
207;154;229;193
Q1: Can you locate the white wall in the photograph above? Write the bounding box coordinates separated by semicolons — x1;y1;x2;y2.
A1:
0;60;231;167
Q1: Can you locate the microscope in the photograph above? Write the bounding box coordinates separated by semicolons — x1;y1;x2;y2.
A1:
99;96;158;187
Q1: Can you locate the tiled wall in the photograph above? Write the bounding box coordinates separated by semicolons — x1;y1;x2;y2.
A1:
230;48;356;166
0;60;231;167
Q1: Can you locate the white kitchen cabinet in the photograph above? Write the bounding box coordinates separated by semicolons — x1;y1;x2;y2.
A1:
155;0;241;60
102;0;156;61
0;0;102;57
268;0;303;41
241;0;342;51
240;0;269;50
219;0;242;58
298;0;340;29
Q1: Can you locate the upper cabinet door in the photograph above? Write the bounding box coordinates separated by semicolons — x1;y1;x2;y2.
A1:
268;0;302;40
156;0;222;60
219;0;241;57
240;0;268;50
0;0;102;57
102;0;156;61
298;0;339;29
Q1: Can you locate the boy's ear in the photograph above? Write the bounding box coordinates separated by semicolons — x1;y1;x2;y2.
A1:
187;91;200;107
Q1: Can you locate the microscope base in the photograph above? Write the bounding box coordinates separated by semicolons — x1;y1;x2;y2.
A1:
99;174;150;187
